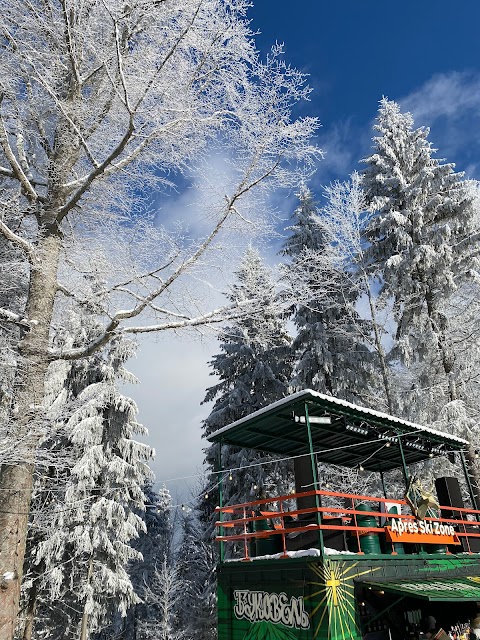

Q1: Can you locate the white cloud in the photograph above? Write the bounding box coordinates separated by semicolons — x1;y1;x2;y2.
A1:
123;332;219;504
399;71;480;177
401;71;480;123
317;120;357;180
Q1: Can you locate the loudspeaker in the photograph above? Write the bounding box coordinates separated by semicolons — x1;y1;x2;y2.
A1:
435;476;480;553
435;476;464;517
293;456;320;513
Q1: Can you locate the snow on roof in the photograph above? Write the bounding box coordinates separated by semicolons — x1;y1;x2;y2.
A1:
210;389;469;446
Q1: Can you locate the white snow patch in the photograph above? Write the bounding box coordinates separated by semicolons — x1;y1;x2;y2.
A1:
225;547;356;562
323;547;356;555
2;571;15;581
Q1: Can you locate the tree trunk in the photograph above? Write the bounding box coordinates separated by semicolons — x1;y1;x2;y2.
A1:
0;230;62;640
21;576;38;640
364;273;394;414
425;290;457;403
79;557;94;640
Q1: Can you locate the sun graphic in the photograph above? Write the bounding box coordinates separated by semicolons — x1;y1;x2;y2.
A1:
304;560;379;640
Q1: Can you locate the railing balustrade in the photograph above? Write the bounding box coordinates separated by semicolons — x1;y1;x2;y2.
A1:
215;489;480;560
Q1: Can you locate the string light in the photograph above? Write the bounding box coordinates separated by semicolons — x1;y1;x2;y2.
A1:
181;504;185;511
253;484;258;491
12;430;463;518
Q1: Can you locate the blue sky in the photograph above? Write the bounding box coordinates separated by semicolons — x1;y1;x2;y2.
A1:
249;1;480;185
128;1;480;502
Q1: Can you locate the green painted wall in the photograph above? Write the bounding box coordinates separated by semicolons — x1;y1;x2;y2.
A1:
217;554;480;640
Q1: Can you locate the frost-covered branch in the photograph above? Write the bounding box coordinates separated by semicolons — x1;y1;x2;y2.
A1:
0;102;38;202
0;307;30;327
0;218;35;262
0;2;320;630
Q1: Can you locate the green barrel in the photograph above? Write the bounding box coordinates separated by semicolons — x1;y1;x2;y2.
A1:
253;511;282;556
388;505;405;555
356;502;381;554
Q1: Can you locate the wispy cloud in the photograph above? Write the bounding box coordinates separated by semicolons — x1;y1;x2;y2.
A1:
401;71;480;122
123;332;218;502
400;71;480;178
313;119;361;188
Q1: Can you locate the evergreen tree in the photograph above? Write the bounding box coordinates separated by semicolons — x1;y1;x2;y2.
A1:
21;308;152;640
362;98;480;495
362;98;476;411
175;512;216;640
124;484;174;640
201;247;294;534
282;185;372;404
320;173;396;413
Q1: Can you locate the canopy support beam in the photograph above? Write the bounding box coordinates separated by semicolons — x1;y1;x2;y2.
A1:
304;402;324;553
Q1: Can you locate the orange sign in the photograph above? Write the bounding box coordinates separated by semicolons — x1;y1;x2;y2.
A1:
385;518;460;545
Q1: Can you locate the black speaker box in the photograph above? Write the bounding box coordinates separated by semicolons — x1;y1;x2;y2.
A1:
435;476;480;553
435;476;464;517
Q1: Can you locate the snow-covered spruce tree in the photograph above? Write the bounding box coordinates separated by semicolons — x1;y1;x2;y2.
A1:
0;209;28;461
175;511;217;640
201;247;294;534
120;484;175;640
0;2;320;632
282;185;373;404
21;315;152;640
363;98;476;406
362;98;480;489
319;173;397;413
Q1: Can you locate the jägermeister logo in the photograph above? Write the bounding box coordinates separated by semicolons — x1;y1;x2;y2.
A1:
233;590;310;629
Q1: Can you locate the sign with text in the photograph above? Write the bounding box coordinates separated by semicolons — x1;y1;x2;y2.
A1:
233;590;310;630
385;518;460;545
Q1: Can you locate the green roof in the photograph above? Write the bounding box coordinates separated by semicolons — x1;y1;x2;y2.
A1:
358;576;480;601
208;390;468;473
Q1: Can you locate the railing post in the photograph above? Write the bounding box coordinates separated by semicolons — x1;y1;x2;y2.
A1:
217;440;225;562
279;498;288;558
304;403;324;553
352;497;363;554
460;509;472;554
243;506;250;561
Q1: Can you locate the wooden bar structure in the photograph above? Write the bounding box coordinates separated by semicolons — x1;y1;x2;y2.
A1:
209;390;480;640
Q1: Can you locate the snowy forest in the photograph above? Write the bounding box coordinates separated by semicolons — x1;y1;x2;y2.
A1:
1;1;480;639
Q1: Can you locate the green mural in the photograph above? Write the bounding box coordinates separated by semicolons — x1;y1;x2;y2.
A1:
217;552;480;640
242;621;299;640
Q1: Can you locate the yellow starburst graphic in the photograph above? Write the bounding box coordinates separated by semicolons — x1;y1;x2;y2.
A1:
305;560;381;640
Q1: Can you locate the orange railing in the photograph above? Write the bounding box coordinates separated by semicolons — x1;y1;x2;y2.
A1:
215;489;480;560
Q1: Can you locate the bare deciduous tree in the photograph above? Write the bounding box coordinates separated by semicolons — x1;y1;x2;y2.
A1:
0;1;320;635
